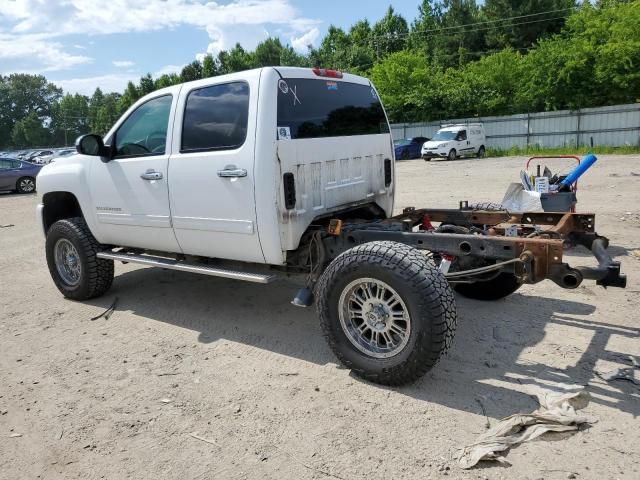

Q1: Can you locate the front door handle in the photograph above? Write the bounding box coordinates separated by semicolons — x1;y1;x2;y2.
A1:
217;168;247;178
140;170;163;180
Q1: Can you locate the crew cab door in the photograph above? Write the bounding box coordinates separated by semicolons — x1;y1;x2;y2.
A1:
88;90;182;252
168;74;265;263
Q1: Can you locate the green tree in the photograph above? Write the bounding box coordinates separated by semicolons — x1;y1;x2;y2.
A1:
0;74;61;148
50;93;90;146
88;88;104;134
139;73;155;96
218;43;255;74
433;0;486;66
280;46;310;67
484;0;576;50
180;60;203;82
371;6;410;58
254;38;284;67
117;81;140;115
201;54;219;77
11;111;51;148
154;73;181;89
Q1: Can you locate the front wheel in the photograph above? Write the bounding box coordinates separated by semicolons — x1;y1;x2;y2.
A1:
447;149;457;161
316;241;457;386
16;177;36;194
45;217;114;300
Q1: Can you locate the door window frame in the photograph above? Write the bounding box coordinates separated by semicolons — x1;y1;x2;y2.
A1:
111;94;174;160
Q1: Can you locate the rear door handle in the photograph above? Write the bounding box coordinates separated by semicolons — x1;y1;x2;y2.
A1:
140;170;163;180
217;168;247;178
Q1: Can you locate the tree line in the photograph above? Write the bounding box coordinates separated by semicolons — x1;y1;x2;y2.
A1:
1;0;638;149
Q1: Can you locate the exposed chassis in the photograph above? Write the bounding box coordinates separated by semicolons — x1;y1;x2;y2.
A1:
321;203;627;290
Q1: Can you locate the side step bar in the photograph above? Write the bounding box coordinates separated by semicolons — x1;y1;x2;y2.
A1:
96;251;277;284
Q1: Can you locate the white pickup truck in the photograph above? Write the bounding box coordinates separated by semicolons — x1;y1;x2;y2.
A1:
37;67;626;385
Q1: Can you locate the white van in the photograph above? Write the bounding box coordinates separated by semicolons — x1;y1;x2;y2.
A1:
421;123;486;161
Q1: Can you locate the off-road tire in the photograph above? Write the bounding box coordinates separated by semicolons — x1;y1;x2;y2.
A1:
316;241;457;386
444;201;521;300
454;272;522;301
46;217;114;300
16;176;36;194
447;149;456;161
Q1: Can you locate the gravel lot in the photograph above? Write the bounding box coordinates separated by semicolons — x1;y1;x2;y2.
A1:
1;155;639;480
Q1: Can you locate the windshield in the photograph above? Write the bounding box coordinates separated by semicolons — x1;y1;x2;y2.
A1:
277;78;389;139
431;130;457;141
394;139;410;146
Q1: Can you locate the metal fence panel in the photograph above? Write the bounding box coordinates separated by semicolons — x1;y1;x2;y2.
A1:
390;103;640;149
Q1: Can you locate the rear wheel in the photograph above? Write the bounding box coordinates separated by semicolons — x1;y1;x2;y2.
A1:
453;272;522;301
46;217;114;300
450;201;521;300
477;145;486;158
16;176;36;194
400;149;410;160
316;241;457;386
447;149;457;161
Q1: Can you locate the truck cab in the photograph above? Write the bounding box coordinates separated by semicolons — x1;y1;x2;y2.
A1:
37;67;394;266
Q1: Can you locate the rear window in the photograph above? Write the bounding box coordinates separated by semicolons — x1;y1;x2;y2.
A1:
277;78;389;140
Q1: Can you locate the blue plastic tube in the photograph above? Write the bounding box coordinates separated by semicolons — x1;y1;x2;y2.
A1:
560;153;598;188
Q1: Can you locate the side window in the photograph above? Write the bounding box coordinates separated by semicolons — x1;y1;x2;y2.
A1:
181;82;249;152
0;160;10;170
11;161;21;168
457;130;467;141
114;95;173;158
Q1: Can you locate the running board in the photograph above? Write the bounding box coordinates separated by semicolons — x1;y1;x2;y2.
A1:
96;251;277;284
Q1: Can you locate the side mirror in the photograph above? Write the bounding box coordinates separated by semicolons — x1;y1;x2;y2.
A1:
76;134;111;161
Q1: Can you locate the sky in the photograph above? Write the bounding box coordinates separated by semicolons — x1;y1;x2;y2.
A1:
0;0;421;95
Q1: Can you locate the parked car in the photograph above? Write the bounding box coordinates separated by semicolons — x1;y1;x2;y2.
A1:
421;123;486;161
0;157;42;193
28;150;55;164
393;136;429;160
38;148;76;164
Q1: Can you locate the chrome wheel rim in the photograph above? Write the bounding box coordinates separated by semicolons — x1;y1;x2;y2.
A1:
338;278;411;358
20;178;35;192
54;238;82;286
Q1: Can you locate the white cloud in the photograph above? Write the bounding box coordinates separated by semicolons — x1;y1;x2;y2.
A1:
51;73;138;96
291;27;320;53
112;60;134;68
0;33;92;74
0;1;321;73
154;64;184;77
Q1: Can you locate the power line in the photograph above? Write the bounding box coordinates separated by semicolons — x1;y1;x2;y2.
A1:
371;14;571;45
407;6;576;36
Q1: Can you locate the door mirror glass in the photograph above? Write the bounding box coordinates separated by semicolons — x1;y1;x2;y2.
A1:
76;134;107;157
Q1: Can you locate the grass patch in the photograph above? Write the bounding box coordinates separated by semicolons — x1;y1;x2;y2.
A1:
487;145;640;157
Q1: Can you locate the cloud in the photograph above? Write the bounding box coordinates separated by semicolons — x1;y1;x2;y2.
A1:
0;1;321;73
51;73;139;96
154;64;185;77
0;33;92;74
291;27;320;53
112;60;134;68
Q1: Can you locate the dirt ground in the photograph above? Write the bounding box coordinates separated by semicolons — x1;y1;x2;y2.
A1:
1;154;639;480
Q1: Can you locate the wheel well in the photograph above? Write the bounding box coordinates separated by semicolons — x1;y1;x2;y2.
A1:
42;192;83;233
